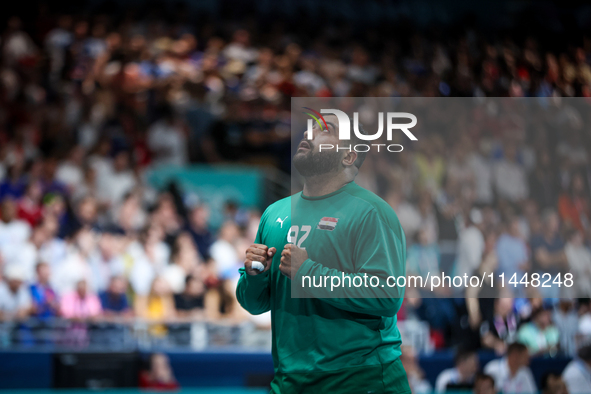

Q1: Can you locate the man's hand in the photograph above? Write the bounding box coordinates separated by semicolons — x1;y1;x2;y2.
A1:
279;244;308;279
244;244;276;276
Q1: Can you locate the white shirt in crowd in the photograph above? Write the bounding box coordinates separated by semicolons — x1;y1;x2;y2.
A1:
147;120;188;168
493;160;529;202
128;240;170;296
565;243;591;296
100;170;137;208
455;225;485;277
6;240;38;282
51;249;94;295
0;219;33;277
394;201;422;241
162;264;187;294
0;281;31;318
0;219;31;247
56;161;84;191
435;368;464;393
468;153;493;204
209;239;240;279
484;357;537;394
562;359;591;394
88;252;126;293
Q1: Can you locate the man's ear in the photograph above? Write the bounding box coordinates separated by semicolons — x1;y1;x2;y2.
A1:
342;150;358;167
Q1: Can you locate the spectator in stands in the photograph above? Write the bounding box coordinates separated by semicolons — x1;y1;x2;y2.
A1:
472;374;495;394
484;342;537;394
0;265;32;320
385;187;421;241
0;163;27;200
564;229;591;297
562;343;591;393
517;306;560;356
493;144;529;203
2;16;37;67
435;349;479;393
98;149;136;209
558;171;590;233
530;209;568;298
152;194;183;245
60;279;102;320
400;345;432;394
528;149;559;210
30;262;60;319
139;353;179;390
455;208;485;280
416;191;439;245
162;232;200;294
61;195;100;237
55;146;86;194
99;276;132;317
89;232;125;292
578;299;591;337
407;227;441;280
0;198;31;254
187;204;214;260
135;277;175;336
147;105;188;167
3;217;47;282
52;227;95;295
16;180;44;227
541;372;568;394
552;299;579;357
128;224;170;297
116;191;147;235
414;138;445;196
174;274;207;319
478;297;518;355
434;176;462;242
209;221;241;280
406;227;455;338
496;216;529;297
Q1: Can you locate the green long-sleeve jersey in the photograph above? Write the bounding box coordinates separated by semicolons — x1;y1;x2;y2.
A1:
236;181;408;393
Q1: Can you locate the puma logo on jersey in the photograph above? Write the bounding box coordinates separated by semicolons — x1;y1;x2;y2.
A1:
276;216;288;228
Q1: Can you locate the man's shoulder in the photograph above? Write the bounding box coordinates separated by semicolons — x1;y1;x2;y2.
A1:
516;366;535;379
260;196;293;225
562;360;580;378
436;368;458;383
263;196;292;215
484;357;505;373
344;183;401;225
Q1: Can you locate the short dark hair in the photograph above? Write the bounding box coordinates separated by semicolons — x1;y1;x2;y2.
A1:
474;373;495;387
507;342;528;355
454;348;477;365
540;372;563;391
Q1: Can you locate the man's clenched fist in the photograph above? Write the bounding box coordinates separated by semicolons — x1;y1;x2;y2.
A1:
244;244;276;276
279;244;308;279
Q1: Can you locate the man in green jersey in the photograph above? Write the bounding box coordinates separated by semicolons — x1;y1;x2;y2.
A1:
236;113;410;393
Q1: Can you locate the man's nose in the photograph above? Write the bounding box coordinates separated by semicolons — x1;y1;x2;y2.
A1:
304;126;317;140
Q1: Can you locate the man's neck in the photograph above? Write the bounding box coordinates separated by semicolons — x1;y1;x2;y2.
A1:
302;171;353;197
507;361;520;377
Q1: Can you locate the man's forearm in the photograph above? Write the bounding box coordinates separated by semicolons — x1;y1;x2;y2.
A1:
294;259;404;317
236;269;272;315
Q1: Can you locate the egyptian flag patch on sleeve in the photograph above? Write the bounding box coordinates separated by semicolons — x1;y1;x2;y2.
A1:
317;217;338;231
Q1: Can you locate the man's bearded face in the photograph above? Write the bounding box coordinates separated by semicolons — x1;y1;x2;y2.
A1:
293;138;341;177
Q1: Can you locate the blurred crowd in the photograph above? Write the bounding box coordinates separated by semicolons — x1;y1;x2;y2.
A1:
402;342;591;394
0;3;591;388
